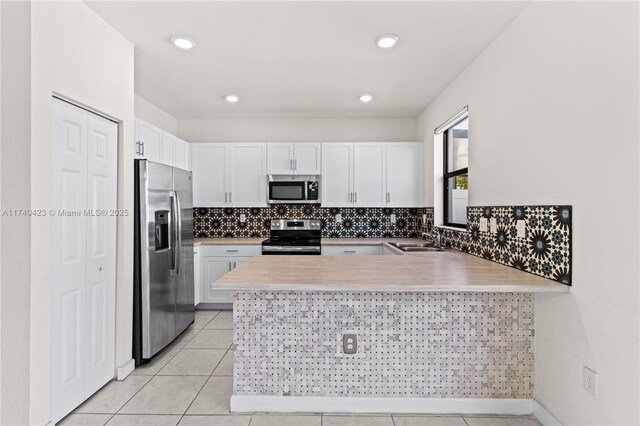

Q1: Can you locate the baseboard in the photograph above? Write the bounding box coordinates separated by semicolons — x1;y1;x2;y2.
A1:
116;358;135;381
196;303;232;310
231;396;533;415
533;400;563;426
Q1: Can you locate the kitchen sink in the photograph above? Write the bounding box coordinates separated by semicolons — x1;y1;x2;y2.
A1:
387;242;447;252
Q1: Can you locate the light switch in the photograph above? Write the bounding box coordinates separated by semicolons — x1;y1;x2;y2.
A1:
391;214;397;223
489;217;497;234
239;213;246;222
516;219;526;238
335;213;342;223
479;217;488;232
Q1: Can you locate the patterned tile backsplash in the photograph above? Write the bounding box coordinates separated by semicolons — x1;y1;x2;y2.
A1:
234;291;534;399
425;205;572;285
194;205;428;238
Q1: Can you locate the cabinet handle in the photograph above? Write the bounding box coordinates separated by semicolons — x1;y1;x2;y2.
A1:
349;192;352;203
233;261;237;268
224;192;228;203
98;264;105;271
387;192;390;203
354;192;357;203
344;250;357;254
290;159;293;170
226;249;239;253
294;159;297;170
229;192;232;203
228;262;232;271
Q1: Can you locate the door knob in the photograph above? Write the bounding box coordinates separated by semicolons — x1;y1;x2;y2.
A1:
98;264;105;271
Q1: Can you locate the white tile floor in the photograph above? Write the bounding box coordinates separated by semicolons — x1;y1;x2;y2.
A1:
60;310;541;426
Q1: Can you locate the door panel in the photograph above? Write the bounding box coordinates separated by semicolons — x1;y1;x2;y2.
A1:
230;144;267;206
140;161;177;358
267;143;294;174
84;114;117;396
294;143;321;175
322;143;353;207
52;99;88;421
174;168;195;334
386;143;422;207
353;143;386;207
192;144;228;206
203;257;233;303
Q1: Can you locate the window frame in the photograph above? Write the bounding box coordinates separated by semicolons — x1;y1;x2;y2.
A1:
442;118;468;229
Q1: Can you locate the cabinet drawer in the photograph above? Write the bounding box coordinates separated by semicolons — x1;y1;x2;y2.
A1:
201;245;262;257
321;245;381;255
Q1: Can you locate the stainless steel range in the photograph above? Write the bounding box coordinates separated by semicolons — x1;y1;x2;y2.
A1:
261;219;321;255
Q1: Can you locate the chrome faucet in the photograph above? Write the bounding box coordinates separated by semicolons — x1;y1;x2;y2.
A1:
431;229;442;249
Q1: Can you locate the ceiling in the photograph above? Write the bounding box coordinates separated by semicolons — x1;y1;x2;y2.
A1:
86;1;528;119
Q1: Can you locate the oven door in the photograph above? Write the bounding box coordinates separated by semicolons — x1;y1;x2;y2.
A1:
268;181;308;203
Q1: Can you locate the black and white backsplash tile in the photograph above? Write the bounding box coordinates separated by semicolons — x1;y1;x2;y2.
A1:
425;205;572;285
194;205;428;239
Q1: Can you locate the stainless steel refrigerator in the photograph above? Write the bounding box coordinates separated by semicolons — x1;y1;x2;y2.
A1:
134;160;194;365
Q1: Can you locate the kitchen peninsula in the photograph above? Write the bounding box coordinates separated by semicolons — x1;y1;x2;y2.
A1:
213;250;567;414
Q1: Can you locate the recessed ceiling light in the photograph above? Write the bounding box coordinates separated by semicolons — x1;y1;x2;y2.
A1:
224;95;239;103
359;94;373;103
171;35;196;50
375;34;399;49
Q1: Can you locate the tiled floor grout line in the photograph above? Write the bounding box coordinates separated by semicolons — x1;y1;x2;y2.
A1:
177;340;234;425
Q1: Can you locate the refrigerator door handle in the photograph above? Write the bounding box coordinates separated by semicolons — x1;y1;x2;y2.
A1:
169;190;180;274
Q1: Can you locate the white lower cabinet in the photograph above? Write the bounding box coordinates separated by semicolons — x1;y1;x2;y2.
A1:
198;245;261;304
321;245;382;255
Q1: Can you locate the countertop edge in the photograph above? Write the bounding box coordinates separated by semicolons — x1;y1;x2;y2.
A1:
211;283;569;293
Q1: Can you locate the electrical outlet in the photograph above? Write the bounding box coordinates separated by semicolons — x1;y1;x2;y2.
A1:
479;217;488;232
489;217;497;234
391;214;397;223
335;213;342;223
516;220;526;238
583;366;597;396
239;213;246;222
422;214;427;224
342;334;357;354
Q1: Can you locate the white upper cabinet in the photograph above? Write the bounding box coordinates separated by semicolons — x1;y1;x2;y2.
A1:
386;143;423;207
293;143;321;175
161;131;176;167
267;143;321;175
353;143;386;207
134;118;162;163
174;137;191;171
322;143;353;207
134;118;191;170
192;143;267;207
192;144;229;207
267;143;295;174
229;143;267;207
322;142;423;208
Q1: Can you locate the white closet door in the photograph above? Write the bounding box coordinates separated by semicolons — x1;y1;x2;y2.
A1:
84;114;117;397
52;99;89;421
52;99;117;423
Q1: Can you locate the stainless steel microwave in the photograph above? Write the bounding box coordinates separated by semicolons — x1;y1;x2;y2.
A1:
267;176;320;204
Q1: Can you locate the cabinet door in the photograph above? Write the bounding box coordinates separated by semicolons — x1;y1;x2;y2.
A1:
267;143;294;174
134;119;162;163
192;144;228;207
353;143;386;207
233;256;251;268
162;131;176;166
386;143;423;207
174;137;190;171
202;257;233;303
229;143;267;207
321;143;353;207
294;143;321;175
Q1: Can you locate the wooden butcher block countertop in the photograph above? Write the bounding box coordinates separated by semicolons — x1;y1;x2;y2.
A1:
213;252;569;293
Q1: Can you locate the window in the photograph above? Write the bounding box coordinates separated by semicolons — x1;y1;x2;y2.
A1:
443;117;468;227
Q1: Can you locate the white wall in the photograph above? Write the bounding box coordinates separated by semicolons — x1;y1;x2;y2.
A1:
135;94;178;135
30;2;135;423
178;117;417;142
0;2;31;424
417;2;639;425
